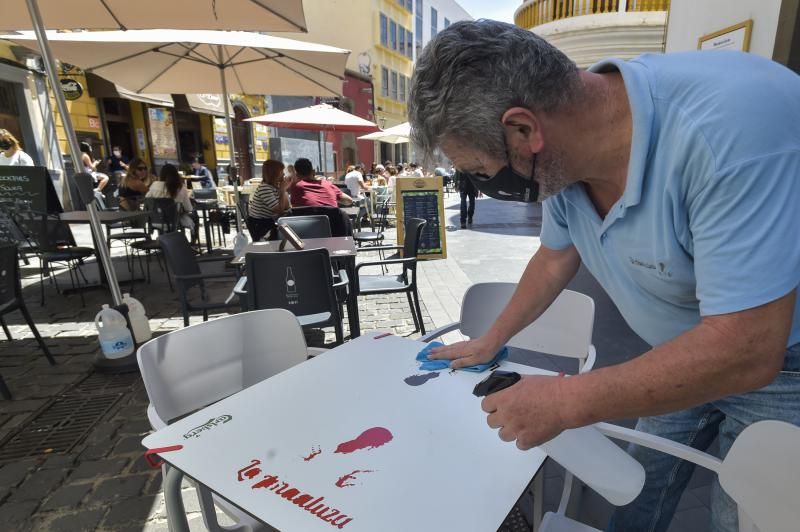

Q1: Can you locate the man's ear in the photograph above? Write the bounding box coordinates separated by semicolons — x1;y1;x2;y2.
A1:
501;107;544;154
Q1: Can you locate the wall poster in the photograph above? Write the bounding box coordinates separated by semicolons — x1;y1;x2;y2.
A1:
147;107;177;159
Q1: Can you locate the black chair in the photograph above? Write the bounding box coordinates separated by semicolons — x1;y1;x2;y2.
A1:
275;215;332;239
355;217;427;334
283;206;353;237
353;198;390;248
130;197;179;287
1;244;56;399
158;232;239;326
236;248;348;344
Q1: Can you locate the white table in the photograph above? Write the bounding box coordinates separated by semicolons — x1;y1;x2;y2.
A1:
143;333;550;532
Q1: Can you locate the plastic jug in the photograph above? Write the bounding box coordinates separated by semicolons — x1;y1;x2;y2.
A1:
233;231;249;258
94;305;135;359
122;293;151;343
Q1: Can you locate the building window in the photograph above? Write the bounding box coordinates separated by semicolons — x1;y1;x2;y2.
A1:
406;30;413;58
399;27;406;56
380;14;388;47
431;7;438;38
406;0;413;11
400;75;407;102
391;71;398;100
416;0;423;56
390;20;397;50
381;67;389;97
444;17;450;29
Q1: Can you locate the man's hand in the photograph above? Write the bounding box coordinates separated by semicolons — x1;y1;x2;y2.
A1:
429;336;502;369
482;375;568;450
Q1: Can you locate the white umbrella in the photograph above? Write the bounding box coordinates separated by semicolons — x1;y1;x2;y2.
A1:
246;103;378;174
358;121;411;144
4;0;308;307
4;30;350;255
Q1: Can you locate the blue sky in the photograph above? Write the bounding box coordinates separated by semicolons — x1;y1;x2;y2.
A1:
457;0;519;23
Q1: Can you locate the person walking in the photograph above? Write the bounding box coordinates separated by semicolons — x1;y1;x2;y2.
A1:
455;170;477;229
410;20;800;532
0;129;34;166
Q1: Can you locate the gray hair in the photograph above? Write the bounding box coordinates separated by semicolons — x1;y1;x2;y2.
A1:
409;19;580;160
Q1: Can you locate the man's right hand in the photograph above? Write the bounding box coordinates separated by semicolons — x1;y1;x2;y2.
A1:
428;335;503;369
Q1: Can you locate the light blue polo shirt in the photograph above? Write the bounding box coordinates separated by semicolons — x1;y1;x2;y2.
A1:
541;51;800;347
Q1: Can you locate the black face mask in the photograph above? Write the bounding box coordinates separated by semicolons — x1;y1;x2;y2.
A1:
466;153;538;203
0;140;12;151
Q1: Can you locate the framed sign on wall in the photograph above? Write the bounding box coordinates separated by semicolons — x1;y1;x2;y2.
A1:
698;20;753;52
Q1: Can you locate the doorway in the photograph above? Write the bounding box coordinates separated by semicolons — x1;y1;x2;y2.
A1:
232;105;253;182
175;111;202;164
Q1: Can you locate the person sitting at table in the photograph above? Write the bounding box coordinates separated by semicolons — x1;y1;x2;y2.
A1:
285;164;297;182
118;157;153;212
247;159;291;242
344;163;371;202
79;141;109;192
288;158;353;208
191;157;215;189
105;145;129;174
373;164;388;186
146;163;195;230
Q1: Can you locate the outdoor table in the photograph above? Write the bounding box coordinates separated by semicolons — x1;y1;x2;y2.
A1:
142;332;549;532
192;199;218;253
232;237;361;337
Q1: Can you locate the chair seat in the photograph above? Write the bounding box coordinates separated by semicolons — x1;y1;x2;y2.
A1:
353;232;383;242
539;513;601;532
108;231;149;241
42;247;94;261
297;312;333;328
358;274;409;293
130;239;158;250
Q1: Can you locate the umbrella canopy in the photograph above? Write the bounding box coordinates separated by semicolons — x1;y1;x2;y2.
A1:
246;103;379;133
1;0;307;32
358;121;410;144
3;30;350;97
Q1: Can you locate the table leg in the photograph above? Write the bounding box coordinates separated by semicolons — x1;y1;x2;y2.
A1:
345;256;360;338
164;465;190;532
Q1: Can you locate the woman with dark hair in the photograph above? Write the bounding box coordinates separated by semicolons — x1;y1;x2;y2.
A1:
118;157;154;211
246;159;291;241
79;141;109;191
146;163;195;230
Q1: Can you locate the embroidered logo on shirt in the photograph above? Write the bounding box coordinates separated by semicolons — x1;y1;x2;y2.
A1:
629;257;672;278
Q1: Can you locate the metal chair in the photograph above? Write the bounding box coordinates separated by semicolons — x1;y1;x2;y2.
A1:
274;215;332;239
283;206;353;238
157;232;239;326
1;243;56;399
137;309;315;532
234;248;349;345
130;197;179;287
354;217;427;335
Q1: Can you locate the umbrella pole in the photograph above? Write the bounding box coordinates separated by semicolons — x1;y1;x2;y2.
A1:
218;46;244;236
317;130;323;175
26;0;123;307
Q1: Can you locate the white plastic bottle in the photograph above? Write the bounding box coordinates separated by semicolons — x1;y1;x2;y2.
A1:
122;293;152;343
94;305;135;359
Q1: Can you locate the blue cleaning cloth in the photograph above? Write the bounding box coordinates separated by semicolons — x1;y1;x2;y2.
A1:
416;341;509;372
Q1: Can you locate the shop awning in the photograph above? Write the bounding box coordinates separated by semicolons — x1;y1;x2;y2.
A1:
173;94;233;118
86;73;173;107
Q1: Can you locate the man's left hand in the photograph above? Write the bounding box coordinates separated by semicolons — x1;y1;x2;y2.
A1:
482;374;570;450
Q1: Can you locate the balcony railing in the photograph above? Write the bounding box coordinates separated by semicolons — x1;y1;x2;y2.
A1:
515;0;670;29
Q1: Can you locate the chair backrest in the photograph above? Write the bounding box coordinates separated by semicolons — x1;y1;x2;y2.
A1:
402;217;427;268
458;282;594;361
136;309;309;426
143;197;179;233
244;248;338;318
0;244;20;308
284;206;353;237
276;215;332;239
158;231;201;278
192;188;217;200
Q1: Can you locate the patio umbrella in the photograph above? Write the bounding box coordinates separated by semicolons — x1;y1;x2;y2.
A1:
4;30;350;259
358;121;411;144
4;0;308;307
246;103;379;174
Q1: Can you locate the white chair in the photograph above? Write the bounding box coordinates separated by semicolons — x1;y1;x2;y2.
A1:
137;309;322;532
540;420;800;532
420;282;597;528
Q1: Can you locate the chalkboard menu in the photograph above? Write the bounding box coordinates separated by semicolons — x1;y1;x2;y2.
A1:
0;166;62;244
396;177;447;259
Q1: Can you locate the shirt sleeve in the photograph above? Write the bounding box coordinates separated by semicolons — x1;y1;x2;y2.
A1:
689;151;800;316
540;195;573;250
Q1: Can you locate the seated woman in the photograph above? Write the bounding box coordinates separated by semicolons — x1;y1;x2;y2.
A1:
118;157;153;211
247;159;290;241
79;141;109;192
146;163;195;230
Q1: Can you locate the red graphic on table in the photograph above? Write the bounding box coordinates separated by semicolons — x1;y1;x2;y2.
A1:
334;427;393;454
335;469;375;488
303;445;322;462
237;459;262;481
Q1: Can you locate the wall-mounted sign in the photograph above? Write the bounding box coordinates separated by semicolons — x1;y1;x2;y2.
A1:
698;20;753;52
60;78;83;100
147;107;178;160
88;116;101;129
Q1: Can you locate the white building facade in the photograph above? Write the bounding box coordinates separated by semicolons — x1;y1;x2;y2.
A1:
413;0;473;62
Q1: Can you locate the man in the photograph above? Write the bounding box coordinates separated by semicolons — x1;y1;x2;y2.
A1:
289;158;353;208
409;20;800;532
344;163;370;201
409;162;424;177
454;170;477;229
105;145;129;174
191;157;215;189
